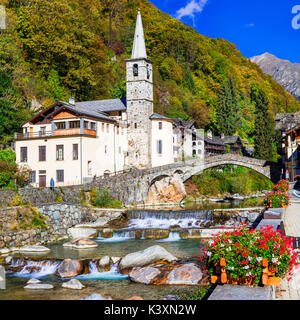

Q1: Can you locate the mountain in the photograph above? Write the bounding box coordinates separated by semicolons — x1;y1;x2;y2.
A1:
251;53;300;101
1;0;300;145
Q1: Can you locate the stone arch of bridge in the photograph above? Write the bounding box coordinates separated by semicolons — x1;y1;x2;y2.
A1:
182;160;271;182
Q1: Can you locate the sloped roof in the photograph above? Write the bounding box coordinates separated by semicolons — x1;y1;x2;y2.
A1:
221;136;241;144
204;135;225;146
150;113;172;121
22;98;127;126
74;98;126;113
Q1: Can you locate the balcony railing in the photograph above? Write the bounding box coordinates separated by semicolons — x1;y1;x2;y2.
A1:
14;128;97;140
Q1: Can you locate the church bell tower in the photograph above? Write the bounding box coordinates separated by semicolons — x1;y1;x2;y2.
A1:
126;10;153;168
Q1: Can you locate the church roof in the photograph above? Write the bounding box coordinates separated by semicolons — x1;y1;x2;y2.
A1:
131;10;147;59
74;98;127;113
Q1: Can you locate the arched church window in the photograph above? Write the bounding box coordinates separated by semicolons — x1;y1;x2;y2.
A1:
133;64;138;77
146;64;150;79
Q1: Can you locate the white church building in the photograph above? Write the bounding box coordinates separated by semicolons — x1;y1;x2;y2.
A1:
14;10;204;187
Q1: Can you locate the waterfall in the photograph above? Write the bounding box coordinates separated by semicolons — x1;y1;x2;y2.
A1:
96;230;135;242
76;261;128;280
13;260;60;278
156;231;181;242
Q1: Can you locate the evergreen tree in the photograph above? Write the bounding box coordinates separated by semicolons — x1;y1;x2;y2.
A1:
252;88;276;161
216;77;239;136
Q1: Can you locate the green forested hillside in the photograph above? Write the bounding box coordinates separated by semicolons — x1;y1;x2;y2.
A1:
1;0;300;145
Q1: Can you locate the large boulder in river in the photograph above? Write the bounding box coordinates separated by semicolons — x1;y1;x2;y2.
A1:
129;267;161;284
67;227;97;240
119;245;177;271
57;259;83;278
165;263;202;285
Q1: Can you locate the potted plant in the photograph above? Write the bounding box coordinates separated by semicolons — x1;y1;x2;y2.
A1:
264;191;290;208
201;224;297;286
273;180;290;193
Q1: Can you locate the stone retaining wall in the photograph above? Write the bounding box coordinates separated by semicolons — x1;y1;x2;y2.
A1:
0;203;95;248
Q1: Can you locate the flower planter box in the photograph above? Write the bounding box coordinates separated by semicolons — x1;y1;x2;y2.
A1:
210;258;280;286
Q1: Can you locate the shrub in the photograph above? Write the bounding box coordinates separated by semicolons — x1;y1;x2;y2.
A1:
202;225;297;286
9;194;23;207
54;195;63;202
80;188;87;205
91;189;123;209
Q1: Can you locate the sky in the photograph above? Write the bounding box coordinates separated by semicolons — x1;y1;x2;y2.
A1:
149;0;300;63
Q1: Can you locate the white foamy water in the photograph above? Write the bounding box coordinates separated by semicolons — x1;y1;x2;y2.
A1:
156;231;181;242
76;261;128;280
127;217;206;229
13;260;60;278
96;231;135;242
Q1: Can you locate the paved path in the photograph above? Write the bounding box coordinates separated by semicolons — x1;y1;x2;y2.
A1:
276;197;300;300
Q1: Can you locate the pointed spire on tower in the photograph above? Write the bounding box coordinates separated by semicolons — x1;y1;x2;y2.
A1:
131;9;147;59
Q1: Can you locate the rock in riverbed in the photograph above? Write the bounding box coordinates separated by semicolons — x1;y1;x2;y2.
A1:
27;278;41;284
165;263;202;285
67;227;97;240
81;293;111;300
129;267;161;284
62;279;85;290
119;245;177;271
24;283;54;290
57;259;83;278
63;238;98;249
19;245;50;253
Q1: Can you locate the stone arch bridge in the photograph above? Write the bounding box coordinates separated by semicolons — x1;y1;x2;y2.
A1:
90;154;283;205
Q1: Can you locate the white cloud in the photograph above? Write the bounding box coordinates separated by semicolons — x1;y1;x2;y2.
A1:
175;0;208;25
245;23;255;28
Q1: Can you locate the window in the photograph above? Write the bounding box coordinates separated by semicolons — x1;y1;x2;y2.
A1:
20;147;27;162
84;121;89;129
88;161;92;175
157;140;163;154
106;124;109;133
29;171;36;183
133;64;138;76
102;123;105;132
91;122;96;130
73;144;78;160
56;145;64;161
40;126;46;136
146;64;150;79
117;127;119;135
158;122;162;130
56;122;66;130
69;121;80;128
121;127;124;135
119;146;121;154
134;123;137;129
56;170;64;182
105;145;107;154
39;146;46;161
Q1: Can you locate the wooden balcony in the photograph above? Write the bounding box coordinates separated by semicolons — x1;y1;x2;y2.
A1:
14;128;97;140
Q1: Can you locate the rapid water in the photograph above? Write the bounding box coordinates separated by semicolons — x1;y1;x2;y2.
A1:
156;231;181;242
12;260;60;279
75;261;128;280
96;230;136;242
126;210;211;229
